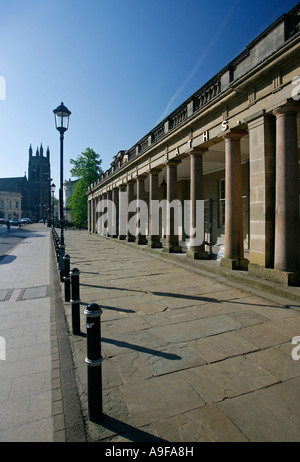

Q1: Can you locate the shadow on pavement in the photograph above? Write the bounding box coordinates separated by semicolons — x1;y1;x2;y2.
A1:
92;414;168;442
102;337;181;360
0;255;17;264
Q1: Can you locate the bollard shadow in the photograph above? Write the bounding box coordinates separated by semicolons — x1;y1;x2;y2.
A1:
79;271;99;275
102;337;181;360
81;301;135;314
90;413;168;442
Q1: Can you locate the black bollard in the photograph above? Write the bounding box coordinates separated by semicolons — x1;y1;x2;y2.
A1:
63;254;70;302
84;303;103;422
59;244;65;282
70;268;81;335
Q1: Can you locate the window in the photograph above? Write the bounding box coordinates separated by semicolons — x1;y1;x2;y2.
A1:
15;201;19;209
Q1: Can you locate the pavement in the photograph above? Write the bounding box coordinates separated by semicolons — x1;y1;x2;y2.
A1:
1;225;300;443
0;224;85;442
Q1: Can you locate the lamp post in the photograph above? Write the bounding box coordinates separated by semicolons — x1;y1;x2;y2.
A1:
51;182;56;226
53;102;71;281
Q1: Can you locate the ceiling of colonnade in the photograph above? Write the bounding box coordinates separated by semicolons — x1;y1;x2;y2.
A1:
175;136;250;180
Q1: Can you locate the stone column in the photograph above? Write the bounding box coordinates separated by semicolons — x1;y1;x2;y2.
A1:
273;103;300;274
118;184;127;240
148;168;163;248
88;198;92;233
246;111;276;269
164;160;182;253
94;195;99;234
126;180;135;242
101;192;107;236
186;148;208;259
135;174;148;245
220;130;248;270
112;187;119;238
106;190;113;236
92;196;96;233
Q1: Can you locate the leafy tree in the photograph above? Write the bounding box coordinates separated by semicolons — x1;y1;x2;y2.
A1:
69;148;102;228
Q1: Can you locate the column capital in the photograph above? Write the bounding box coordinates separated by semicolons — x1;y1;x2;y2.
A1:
164;159;181;167
136;173;148;180
273;101;300;118
186;147;208;156
148;167;162;175
221;129;247;141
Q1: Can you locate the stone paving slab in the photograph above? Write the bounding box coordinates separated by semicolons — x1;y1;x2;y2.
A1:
217;378;300;442
62;230;300;442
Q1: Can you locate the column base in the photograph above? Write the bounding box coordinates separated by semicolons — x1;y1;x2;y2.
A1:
163;244;182;253
118;235;126;240
249;263;300;286
186;249;209;260
220;257;249;271
147;240;163;249
135;236;148;245
126;234;135;243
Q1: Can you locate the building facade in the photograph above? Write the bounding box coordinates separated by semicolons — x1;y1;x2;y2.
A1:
64;178;79;224
0;191;22;220
0;144;51;222
87;4;300;286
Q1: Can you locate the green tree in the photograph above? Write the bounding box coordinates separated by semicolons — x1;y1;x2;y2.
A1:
69;148;102;228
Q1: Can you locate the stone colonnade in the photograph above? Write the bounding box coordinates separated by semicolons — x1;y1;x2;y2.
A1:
88;101;300;282
246;102;300;282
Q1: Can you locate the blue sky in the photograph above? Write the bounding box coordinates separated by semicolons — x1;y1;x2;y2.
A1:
0;0;298;192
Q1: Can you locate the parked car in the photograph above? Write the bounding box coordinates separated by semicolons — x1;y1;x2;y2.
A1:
10;219;20;226
0;218;7;224
21;218;33;224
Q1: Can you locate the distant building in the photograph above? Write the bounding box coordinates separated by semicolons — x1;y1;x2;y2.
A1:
64;178;79;223
0;191;22;220
0;144;51;222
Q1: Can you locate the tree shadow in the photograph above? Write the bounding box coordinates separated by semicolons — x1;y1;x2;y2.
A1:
0;255;17;264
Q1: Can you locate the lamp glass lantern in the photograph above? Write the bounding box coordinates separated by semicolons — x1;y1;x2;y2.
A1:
53;102;71;134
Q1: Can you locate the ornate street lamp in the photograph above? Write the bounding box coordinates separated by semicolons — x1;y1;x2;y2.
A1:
51;182;56;226
53;102;71;281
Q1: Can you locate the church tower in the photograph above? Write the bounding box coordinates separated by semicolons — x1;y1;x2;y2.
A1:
28;143;51;221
